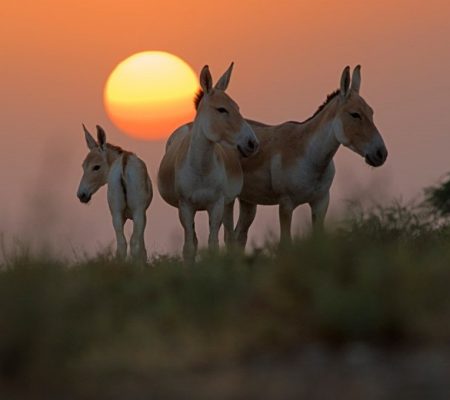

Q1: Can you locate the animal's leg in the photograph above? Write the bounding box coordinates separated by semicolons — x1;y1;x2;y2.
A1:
193;229;198;255
234;199;257;249
112;213;127;259
223;200;235;248
279;197;294;245
179;201;197;262
207;197;225;251
130;210;147;262
310;192;330;233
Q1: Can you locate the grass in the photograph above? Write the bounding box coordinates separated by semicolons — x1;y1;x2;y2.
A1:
425;174;450;217
1;200;450;398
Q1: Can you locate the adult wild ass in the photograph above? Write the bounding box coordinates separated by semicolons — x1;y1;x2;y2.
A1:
158;63;259;261
235;65;388;247
77;125;153;261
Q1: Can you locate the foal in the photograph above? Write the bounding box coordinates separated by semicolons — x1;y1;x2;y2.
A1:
77;125;153;261
158;63;259;261
235;65;388;247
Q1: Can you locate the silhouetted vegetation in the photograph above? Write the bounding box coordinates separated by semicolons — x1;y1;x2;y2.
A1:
425;174;450;217
1;199;450;399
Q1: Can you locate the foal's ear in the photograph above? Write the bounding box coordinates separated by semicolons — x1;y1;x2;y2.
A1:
340;66;351;98
215;62;234;91
83;124;97;150
350;65;361;93
200;65;213;94
96;125;107;150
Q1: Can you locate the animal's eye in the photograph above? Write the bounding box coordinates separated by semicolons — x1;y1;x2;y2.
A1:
216;107;228;114
92;165;101;171
350;112;361;119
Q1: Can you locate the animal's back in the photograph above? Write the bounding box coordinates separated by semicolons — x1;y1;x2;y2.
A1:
124;154;153;210
165;123;192;152
158;125;191;207
108;153;153;214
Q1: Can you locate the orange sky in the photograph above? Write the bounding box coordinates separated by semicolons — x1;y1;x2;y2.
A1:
2;0;450;256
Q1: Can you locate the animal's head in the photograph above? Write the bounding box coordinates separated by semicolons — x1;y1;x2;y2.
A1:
194;63;258;157
333;65;388;167
77;124;110;203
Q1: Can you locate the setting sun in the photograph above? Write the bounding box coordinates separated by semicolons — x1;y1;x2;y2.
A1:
104;51;198;140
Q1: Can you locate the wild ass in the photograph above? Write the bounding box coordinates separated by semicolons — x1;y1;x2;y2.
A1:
158;63;259;261
235;65;388;247
77;125;153;261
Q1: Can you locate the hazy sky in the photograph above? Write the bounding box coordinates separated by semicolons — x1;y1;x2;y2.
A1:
2;0;450;257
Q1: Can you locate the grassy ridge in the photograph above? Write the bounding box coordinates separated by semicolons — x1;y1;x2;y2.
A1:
1;202;450;397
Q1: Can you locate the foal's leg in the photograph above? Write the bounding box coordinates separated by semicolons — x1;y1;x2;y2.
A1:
130;210;147;262
207;197;225;252
223;200;235;248
179;201;197;262
234;199;257;249
279;197;294;245
309;192;330;233
112;212;127;259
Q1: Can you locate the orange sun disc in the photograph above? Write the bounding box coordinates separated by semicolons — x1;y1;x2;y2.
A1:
104;51;198;140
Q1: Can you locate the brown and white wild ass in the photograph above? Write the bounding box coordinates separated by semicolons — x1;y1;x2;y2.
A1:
158;63;259;261
235;65;388;247
77;125;153;261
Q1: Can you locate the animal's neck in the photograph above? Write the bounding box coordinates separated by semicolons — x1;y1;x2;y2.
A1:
105;145;124;167
187;123;216;173
303;98;341;172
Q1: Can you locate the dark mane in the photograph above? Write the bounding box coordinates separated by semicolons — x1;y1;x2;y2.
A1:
289;89;341;125
312;89;340;119
194;89;204;110
106;143;124;154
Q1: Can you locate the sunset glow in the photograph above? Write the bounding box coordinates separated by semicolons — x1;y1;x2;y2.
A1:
104;51;198;140
4;0;450;256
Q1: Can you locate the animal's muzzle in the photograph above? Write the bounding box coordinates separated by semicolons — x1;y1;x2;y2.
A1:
365;146;388;167
238;138;259;158
77;192;92;203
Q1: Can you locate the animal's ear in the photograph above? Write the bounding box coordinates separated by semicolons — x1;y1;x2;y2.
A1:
83;124;97;150
350;65;361;93
200;65;213;94
340;66;351;98
215;62;234;91
96;125;107;150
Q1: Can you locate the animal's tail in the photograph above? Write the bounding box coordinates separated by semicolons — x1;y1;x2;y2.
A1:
120;153;129;205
